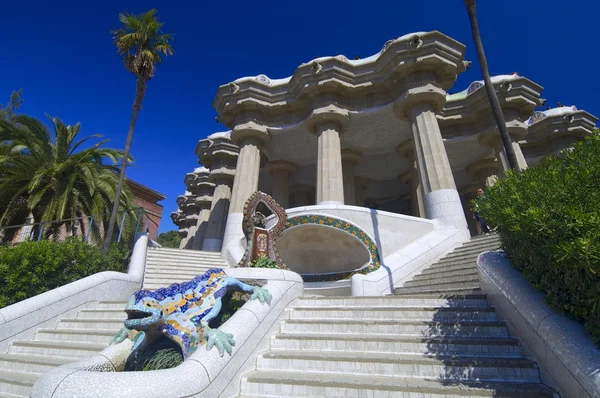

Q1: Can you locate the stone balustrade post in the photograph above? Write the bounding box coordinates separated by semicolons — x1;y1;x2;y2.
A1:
307;105;349;205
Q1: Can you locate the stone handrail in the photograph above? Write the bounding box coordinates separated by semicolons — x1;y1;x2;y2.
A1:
31;268;304;398
0;234;148;348
477;251;600;398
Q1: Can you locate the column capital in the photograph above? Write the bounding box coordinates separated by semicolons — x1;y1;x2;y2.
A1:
393;73;447;121
478;120;528;148
208;167;236;183
306;104;350;135
466;158;501;181
231;121;271;148
341;148;361;165
265;160;297;175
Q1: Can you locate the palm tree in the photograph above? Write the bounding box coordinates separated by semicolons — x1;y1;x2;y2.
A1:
0;115;135;240
464;0;521;171
104;8;174;254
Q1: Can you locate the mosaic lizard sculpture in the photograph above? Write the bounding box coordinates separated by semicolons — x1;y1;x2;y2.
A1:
111;268;272;359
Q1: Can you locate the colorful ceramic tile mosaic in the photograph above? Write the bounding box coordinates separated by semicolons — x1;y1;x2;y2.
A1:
283;215;382;282
239;191;288;268
111;269;272;358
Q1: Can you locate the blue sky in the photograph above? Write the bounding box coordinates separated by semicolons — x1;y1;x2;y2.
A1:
1;0;598;233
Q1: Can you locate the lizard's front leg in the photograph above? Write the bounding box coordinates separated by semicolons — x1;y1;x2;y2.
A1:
201;297;235;357
225;277;272;305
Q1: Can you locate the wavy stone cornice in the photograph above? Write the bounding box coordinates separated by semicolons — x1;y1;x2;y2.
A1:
440;74;544;124
521;109;597;156
196;131;239;168
214;31;467;127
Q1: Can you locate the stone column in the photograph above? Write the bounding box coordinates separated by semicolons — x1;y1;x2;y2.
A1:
484;121;529;172
290;184;315;207
202;176;234;251
192;202;212;250
354;177;369;207
307;105;349;205
394;76;467;229
459;186;480;236
397;141;425;218
183;168;215;250
341;149;361;206
221;121;271;263
466;158;502;191
265;160;297;208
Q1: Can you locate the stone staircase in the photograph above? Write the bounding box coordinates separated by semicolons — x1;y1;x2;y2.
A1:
0;247;229;397
143;247;229;289
0;300;127;397
237;234;559;397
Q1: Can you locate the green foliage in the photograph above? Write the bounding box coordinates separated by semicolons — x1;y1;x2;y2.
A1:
157;230;181;248
0;114;135;231
0;90;23;122
0;238;129;308
111;9;174;81
478;131;600;344
249;257;286;269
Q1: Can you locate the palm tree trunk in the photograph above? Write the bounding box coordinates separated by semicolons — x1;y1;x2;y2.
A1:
103;76;147;254
464;0;521;172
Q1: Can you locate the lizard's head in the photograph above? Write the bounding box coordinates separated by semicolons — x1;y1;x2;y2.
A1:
124;291;163;331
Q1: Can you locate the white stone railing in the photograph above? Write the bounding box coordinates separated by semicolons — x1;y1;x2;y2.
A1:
0;234;148;352
31;268;304;398
478;251;600;398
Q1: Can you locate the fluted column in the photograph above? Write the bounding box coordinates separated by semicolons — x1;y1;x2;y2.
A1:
483;121;529;172
265;160;296;208
202;176;233;251
307;105;349;205
290;184;315;207
341;149;361;206
397;141;425;217
221;121;271;263
394;75;467;229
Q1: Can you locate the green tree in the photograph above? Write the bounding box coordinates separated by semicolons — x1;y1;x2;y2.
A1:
464;0;521;171
0;115;135;238
0;89;24;123
156;230;181;248
104;8;174;254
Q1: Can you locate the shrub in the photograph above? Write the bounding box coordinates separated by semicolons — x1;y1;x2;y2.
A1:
249;256;288;270
478;131;600;344
0;238;129;307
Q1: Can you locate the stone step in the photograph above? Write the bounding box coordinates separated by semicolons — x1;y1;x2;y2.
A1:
35;328;117;344
143;268;210;276
257;350;540;383
0;370;39;397
76;309;126;320
148;248;222;256
145;257;226;266
57;317;125;330
279;319;509;337
396;281;481;294
94;301;128;310
146;252;225;260
241;371;555;398
146;265;220;275
142;276;210;286
412;269;480;283
420;264;479;277
288;306;498;321
450;239;501;252
8;340;107;358
0;392;28;398
393;287;483;296
270;333;521;357
443;246;499;261
0;353;73;374
403;274;480;288
426;257;480;268
297;295;488;308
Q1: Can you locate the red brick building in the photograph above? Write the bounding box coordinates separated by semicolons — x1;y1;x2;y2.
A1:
126;179;166;241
